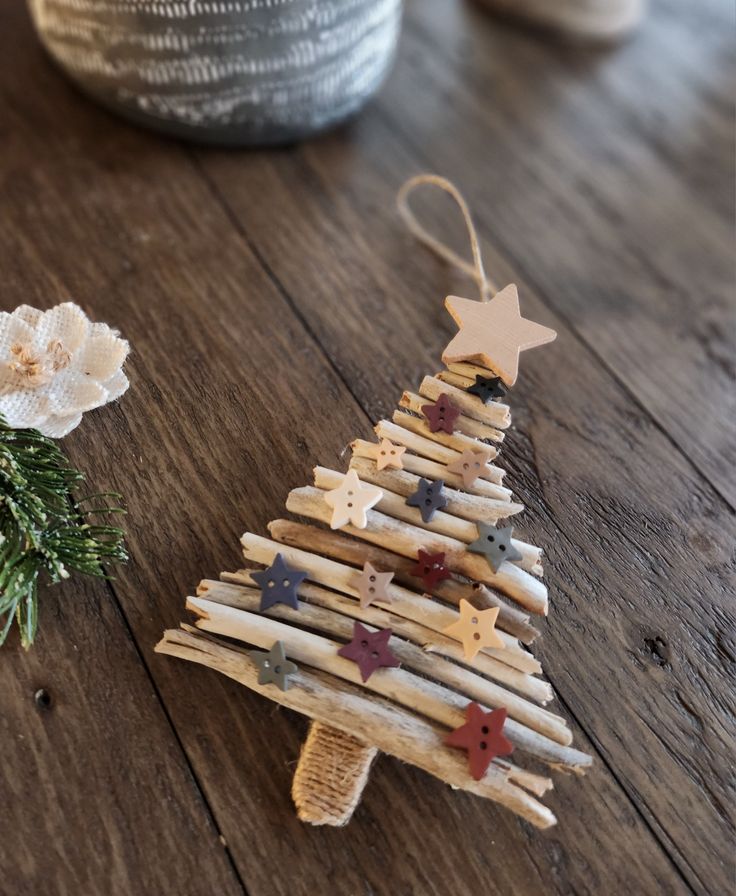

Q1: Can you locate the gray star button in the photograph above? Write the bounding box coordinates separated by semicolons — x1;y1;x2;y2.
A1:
467;523;523;573
249;641;298;691
406;478;448;523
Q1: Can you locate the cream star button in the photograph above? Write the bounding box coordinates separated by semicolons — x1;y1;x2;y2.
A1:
442;284;556;386
365;438;406;471
443;598;504;661
354;561;394;608
324;469;383;530
446;447;494;488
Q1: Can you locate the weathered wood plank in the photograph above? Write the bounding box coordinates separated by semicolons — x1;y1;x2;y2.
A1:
384;0;736;507
191;100;734;894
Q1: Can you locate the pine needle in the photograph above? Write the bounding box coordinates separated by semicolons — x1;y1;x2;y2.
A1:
0;416;127;648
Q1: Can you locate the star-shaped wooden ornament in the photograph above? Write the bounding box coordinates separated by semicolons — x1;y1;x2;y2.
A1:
446;447;494;488
337;621;400;682
442;598;504;661
365;438;406;471
251;553;307;611
446;703;514;780
421;393;461;434
248;640;298;691
354;561;394;608
467;523;522;573
405;477;448;523
324;469;383;530
442;284;557;386
409;549;452;590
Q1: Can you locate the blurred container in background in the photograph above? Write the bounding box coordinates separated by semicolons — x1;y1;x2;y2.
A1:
27;0;402;145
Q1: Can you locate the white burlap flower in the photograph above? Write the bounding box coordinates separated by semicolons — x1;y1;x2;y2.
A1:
0;303;129;438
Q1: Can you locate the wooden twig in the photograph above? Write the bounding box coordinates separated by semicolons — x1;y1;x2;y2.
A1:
377;417;505;482
352;439;512;501
283;487;549;615
347;455;523;523
418;375;510;429
437;370;474;390
184;598;591;772
314;467;541;574
240;532;540;675
155;627;559;827
197;579;569;742
401;392;504;443
266;520;541;645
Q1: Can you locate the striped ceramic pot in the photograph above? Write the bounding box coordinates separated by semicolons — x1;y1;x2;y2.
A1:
27;0;403;145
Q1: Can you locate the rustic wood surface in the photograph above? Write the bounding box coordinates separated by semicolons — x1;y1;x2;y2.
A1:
1;1;733;894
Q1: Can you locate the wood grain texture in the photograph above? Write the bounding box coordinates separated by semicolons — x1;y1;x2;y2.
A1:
0;0;732;895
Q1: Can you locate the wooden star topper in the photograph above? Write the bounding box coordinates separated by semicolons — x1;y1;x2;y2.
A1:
446;703;514;780
442;284;557;386
324;469;383;530
443;598;504;661
365;438;406;471
354;561;394;608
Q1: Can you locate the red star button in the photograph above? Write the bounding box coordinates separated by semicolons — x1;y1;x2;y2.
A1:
446;703;514;780
421;393;461;434
409;550;452;590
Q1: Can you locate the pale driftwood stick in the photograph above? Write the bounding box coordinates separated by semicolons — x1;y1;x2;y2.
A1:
293;722;377;826
155;628;559;827
401;392;504;443
241;532;540;675
377;417;505;482
437;370;475;390
347;455;522;523
352;438;513;501
266;520;541;645
448;361;500;381
284;487;549;615
418;375;510;429
225;566;549;703
388;413;506;481
185;598;590;772
197;579;569;742
314;467;542;574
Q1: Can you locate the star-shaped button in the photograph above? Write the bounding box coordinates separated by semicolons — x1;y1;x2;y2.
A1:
443;598;504;661
365;438;406;471
251;553;307;611
442;284;557;386
466;374;507;404
406;478;448;523
446;448;494;488
446;703;514;780
337;621;400;682
409;550;452;590
249;640;298;691
324;469;383;530
354;561;394;608
467;523;522;574
421;393;461;434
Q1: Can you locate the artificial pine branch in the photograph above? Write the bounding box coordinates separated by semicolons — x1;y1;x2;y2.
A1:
0;416;127;648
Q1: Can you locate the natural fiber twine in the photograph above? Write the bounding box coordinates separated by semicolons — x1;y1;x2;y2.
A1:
292;722;378;826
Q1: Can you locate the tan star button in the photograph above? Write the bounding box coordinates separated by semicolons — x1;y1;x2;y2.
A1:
442;284;557;386
365;438;406;471
324;469;383;530
443;598;504;661
447;447;494;488
354;561;394;608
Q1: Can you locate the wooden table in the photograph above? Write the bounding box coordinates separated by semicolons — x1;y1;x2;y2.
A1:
1;1;733;894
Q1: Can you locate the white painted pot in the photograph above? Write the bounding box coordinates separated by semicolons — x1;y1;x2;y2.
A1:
27;0;403;145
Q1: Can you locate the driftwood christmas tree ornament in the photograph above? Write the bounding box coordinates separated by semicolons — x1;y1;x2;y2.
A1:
156;174;592;828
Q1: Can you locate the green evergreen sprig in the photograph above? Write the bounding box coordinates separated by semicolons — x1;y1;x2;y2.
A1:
0;416;127;648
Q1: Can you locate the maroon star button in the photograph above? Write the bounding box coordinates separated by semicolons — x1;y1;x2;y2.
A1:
337;622;401;682
409;549;452;590
421;393;461;434
446;703;514;780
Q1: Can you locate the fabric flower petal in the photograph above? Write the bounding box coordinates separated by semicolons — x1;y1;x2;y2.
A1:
0;390;51;429
11;305;44;328
47;377;106;415
102;370;129;402
32;303;89;354
38;412;83;438
77;329;129;382
0;312;35;356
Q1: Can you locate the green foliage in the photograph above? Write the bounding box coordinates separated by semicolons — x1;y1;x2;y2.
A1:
0;417;127;648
